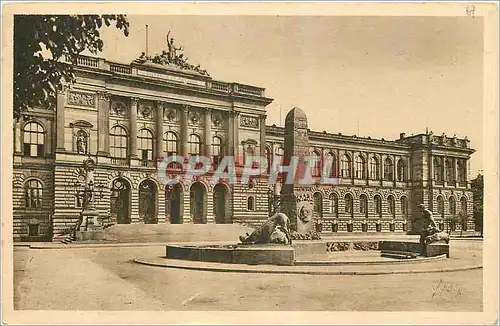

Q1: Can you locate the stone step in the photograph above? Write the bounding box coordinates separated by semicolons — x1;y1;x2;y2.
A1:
380;252;416;259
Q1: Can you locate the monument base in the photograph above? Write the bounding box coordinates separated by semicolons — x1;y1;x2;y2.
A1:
75;230;105;241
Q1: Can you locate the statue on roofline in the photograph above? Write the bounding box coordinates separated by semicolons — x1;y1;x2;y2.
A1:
132;30;210;77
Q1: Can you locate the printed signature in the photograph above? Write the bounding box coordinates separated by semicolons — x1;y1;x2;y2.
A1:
431;279;462;299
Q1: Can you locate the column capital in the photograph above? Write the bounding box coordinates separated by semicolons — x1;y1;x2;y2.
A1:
97;91;110;102
156;101;166;109
231;111;240;117
182;104;190;114
130;97;140;106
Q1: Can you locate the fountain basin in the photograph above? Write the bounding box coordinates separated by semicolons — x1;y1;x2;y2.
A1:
166;244;295;266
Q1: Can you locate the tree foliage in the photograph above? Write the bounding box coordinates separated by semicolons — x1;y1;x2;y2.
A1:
471;173;484;232
14;15;129;119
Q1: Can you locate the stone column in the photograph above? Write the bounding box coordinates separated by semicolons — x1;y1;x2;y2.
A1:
453;157;458;187
204;108;212;157
393;155;397;187
45;120;53;155
233;111;240;165
428;152;434;184
14;118;22;154
55;89;67;152
129;97;139;158
351;150;355;185
227;112;234;156
181;105;189;157
443;155;448;186
97;91;110;156
155;101;164;161
260;115;267;157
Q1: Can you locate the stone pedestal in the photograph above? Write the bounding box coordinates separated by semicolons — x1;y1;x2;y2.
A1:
75;230;105;241
75;209;104;241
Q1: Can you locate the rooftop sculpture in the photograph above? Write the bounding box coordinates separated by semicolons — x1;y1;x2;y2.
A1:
133;30;210;76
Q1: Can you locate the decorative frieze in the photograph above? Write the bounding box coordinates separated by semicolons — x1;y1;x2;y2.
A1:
67;91;95;107
240;115;259;129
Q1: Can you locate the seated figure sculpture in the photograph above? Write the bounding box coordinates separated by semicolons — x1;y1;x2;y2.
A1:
239;213;292;245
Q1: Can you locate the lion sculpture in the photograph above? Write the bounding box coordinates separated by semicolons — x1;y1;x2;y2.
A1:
239;213;292;245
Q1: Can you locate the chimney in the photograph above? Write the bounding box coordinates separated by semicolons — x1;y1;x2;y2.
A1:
399;133;406;139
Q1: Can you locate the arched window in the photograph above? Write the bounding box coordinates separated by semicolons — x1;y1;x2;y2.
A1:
341;154;352;178
137;129;153;163
397;159;406;181
384;157;394;181
449;196;456;215
457;160;467;183
355;155;366;179
313;192;323;218
344;193;353;216
311;150;322;177
387;195;395;217
445;158;454;181
23;122;44;157
460;196;467;214
76;129;88;154
359;194;368;217
374;195;382;218
110;126;128;158
212;136;223;168
188;134;202;156
400;196;408;218
325;152;337;178
437;196;445;218
243;144;255;167
25;179;42;208
433;157;443;182
247;196;255;211
330;193;338;217
164;131;178;156
274;147;284;171
370;156;380;180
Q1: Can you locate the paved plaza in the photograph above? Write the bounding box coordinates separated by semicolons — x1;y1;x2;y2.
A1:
14;240;482;311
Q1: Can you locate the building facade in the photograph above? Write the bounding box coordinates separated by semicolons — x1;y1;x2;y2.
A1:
12;52;476;241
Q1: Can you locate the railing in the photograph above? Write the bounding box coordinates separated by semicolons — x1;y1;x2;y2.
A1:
235;83;264;97
209;81;230;92
110;63;132;74
69;54;267;98
76;56;99;68
111;157;129;166
141;160;156;168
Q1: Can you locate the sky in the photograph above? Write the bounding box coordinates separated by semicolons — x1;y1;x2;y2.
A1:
96;15;484;175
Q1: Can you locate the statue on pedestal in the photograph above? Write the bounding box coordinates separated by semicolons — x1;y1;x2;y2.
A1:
77;157;100;231
417;204;450;255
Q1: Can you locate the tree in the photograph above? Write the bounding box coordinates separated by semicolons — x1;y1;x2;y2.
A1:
14;15;130;120
471;173;484;236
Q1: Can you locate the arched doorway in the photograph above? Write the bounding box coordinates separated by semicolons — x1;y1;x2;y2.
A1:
166;183;183;224
213;183;230;224
190;182;206;224
110;178;131;224
139;179;158;224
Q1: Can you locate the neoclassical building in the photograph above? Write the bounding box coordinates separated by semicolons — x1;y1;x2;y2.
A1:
12;50;476;241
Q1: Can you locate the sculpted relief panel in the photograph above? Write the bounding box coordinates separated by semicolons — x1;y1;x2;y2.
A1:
67;91;95;108
240;115;259;129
